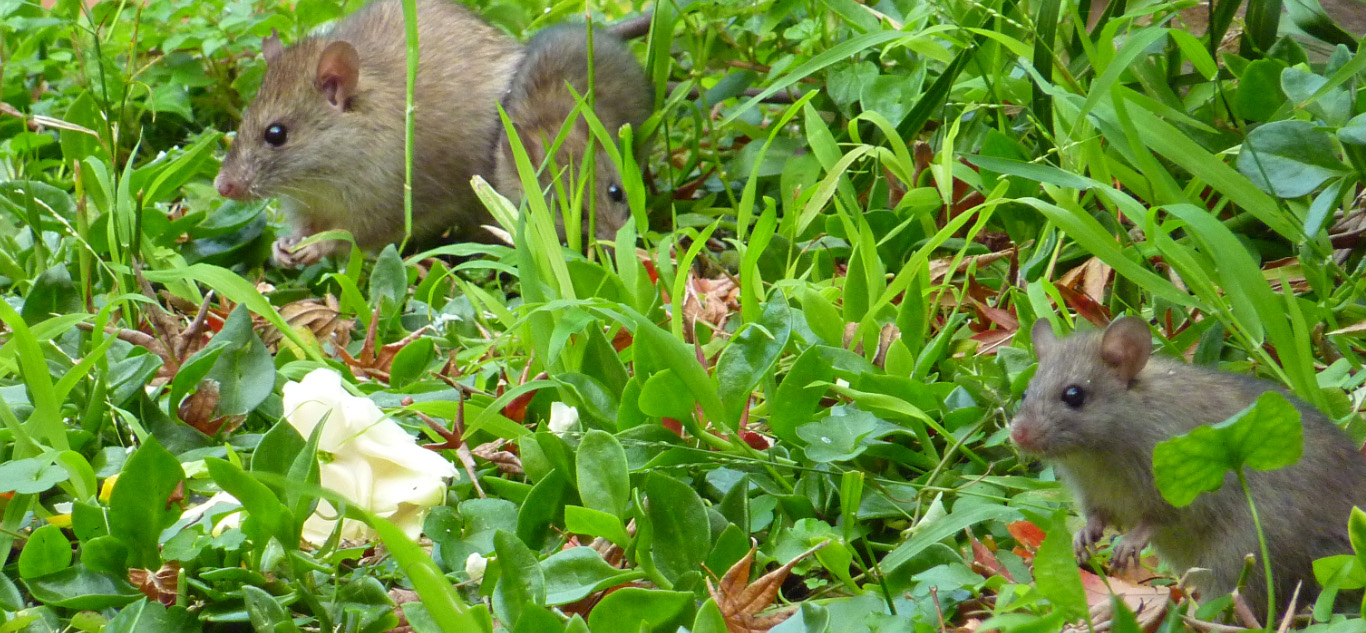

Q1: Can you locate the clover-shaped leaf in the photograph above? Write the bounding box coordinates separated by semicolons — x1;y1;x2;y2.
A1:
1153;391;1303;507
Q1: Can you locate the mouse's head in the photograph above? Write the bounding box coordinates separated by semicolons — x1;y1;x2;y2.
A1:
215;33;363;204
1010;316;1153;457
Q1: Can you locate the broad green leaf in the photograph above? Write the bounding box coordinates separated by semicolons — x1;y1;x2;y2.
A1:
585;587;694;633
493;530;545;629
1153;392;1304;507
205;457;296;549
646;473;711;584
637;369;696;420
716;295;792;423
516;469;569;549
104;599;202;633
564;506;630;548
1237;120;1350;198
542;547;642;605
1033;517;1088;622
1350;507;1366;586
389;336;436;389
575;430;629;519
202;305;274;416
22;564;141;610
109;438;184;569
242;585;302;633
369;244;408;308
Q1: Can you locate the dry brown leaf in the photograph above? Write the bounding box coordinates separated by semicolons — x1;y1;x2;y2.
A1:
682;275;739;336
176;379;245;436
337;305;429;382
256;295;353;350
706;541;828;632
129;561;180;606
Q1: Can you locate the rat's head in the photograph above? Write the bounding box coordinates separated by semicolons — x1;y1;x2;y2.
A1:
215;33;363;202
1010;316;1153;457
507;122;633;240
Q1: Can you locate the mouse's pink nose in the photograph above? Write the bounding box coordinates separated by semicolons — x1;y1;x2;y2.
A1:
1010;422;1033;449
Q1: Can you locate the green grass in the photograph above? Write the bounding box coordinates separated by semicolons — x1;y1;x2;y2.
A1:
2;0;1366;631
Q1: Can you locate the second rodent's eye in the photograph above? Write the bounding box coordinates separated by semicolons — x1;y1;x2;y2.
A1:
1061;385;1086;408
264;124;288;147
607;183;624;203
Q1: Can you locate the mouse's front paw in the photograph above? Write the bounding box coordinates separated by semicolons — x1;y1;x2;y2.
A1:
1073;516;1107;562
273;235;328;268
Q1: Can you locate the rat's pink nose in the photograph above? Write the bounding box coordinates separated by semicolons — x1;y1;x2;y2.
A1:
215;174;245;199
1010;422;1033;449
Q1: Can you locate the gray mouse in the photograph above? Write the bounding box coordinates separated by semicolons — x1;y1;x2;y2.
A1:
1011;316;1366;618
215;0;521;267
492;24;653;242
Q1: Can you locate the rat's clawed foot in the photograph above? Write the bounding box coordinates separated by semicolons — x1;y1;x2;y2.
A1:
272;235;329;268
1073;515;1108;562
1109;521;1156;572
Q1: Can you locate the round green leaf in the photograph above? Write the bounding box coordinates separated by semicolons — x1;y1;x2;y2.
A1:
796;408;880;463
1153;391;1303;507
18;525;72;579
1237;120;1349;198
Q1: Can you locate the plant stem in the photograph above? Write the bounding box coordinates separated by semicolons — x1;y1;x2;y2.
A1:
1237;469;1275;629
400;0;418;252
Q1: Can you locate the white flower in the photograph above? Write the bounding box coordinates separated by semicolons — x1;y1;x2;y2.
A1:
548;402;579;435
465;552;489;580
180;492;244;537
282;368;457;546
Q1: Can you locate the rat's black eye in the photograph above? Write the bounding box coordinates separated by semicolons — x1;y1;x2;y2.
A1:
264;124;288;147
606;183;624;203
1061;385;1086;408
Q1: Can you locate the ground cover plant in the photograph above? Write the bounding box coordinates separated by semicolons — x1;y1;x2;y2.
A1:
3;0;1366;630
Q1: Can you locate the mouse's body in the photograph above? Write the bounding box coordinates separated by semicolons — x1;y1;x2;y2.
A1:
215;0;521;266
1011;316;1366;618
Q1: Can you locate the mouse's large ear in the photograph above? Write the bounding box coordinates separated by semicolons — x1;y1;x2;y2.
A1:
263;30;284;64
1030;318;1058;359
316;41;361;111
1100;316;1151;382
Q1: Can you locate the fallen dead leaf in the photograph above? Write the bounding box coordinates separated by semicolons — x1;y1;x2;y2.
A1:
706;541;828;632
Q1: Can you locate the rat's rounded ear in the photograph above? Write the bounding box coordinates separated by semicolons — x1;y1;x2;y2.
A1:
1100;316;1152;382
1030;318;1058;359
263;30;284;64
316;41;361;111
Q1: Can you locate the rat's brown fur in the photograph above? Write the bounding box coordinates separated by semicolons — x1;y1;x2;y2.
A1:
493;25;653;241
215;0;521;266
1012;316;1366;618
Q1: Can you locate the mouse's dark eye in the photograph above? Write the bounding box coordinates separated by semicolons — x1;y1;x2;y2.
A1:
264;124;288;147
1061;385;1086;408
606;183;624;203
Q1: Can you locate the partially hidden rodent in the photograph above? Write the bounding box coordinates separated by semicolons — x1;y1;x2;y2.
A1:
492;24;653;242
215;0;521;267
1011;316;1366;617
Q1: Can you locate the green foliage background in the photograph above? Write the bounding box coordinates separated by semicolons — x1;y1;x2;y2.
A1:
2;0;1366;630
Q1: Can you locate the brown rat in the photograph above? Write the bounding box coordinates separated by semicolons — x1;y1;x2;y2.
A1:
215;0;521;267
1011;316;1366;618
492;24;653;242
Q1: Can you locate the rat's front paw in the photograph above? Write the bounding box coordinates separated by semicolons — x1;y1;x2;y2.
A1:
1109;521;1156;571
1073;516;1107;562
273;235;328;268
